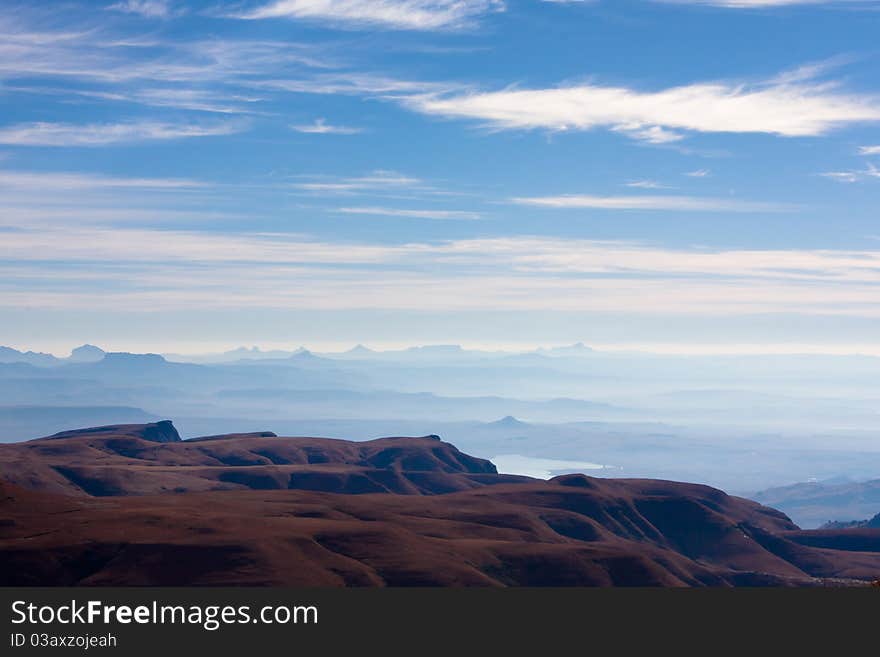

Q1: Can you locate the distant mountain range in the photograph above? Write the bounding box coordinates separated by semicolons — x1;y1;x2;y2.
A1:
3;421;880;587
0;344;105;367
753;478;880;529
1;342;604;367
821;512;880;530
3;342;880;520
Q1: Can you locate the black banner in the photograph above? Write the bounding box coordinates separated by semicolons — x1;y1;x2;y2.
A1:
1;588;876;654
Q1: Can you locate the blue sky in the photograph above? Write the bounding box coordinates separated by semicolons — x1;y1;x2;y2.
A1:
2;0;880;354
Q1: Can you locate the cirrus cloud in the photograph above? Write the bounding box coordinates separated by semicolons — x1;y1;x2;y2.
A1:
405;76;880;142
336;206;483;220
233;0;505;31
4;229;880;318
291;118;363;134
0;120;246;147
511;193;791;212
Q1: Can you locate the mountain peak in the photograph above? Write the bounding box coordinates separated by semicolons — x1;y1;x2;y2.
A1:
539;342;595;357
489;415;528;428
68;344;105;363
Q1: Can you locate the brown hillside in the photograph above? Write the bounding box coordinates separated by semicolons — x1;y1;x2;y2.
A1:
2;423;880;587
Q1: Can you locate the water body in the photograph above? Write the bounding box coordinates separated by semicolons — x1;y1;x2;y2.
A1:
491;454;614;480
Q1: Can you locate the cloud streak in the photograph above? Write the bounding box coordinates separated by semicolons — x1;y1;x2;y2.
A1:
0;120;245;146
4;229;880;318
0;16;327;85
511;194;790;212
0;170;206;190
234;0;505;31
406;76;880;141
108;1;175;18
291;118;362;134
293;170;424;194
337;206;483;220
821;162;880;183
625;180;672;190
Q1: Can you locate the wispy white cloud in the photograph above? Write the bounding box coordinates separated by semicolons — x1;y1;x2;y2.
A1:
820;171;862;183
293;170;423;194
108;0;176;18
0;16;327;84
405;74;880;141
685;169;711;177
511;193;790;212
0;120;245;146
116;88;266;114
0;227;395;265
291;118;362;134
5;85;266;115
253;73;456;97
625;180;672;190
1;231;874;286
336;206;483;219
0;204;254;228
0;11;448;127
0;169;205;190
4;230;880;317
860;145;880;155
0;169;232;228
233;0;505;31
820;162;880;183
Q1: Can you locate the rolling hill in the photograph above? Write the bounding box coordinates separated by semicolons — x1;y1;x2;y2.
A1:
2;422;880;587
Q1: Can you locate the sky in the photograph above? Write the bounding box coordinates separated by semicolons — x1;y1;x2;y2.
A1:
2;0;880;355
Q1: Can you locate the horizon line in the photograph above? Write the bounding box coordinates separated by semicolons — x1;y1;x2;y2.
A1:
7;341;880;359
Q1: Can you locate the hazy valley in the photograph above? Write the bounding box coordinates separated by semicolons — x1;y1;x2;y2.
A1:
2;343;880;529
